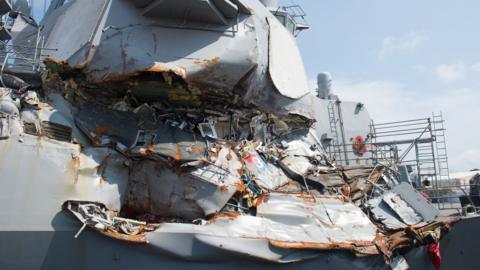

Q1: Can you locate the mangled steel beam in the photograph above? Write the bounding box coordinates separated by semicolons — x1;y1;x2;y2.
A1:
65;201;158;243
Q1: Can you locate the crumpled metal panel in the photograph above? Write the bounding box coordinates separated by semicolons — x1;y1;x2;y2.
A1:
67;201;401;267
76;104;139;148
307;172;345;188
77;147;130;211
280;129;324;158
367;196;407;230
243;147;289;190
382;192;423;226
66;188;391;263
76;103;208;161
257;193;378;245
343;166;384;201
278;129;329;182
65;201;157;243
125;146;242;219
367;183;438;230
145;122;207;161
392;182;439;222
267;17;310;99
280;155;312;179
142;195;379;261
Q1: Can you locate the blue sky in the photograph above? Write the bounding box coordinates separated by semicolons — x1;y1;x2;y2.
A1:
282;0;480;172
32;0;479;172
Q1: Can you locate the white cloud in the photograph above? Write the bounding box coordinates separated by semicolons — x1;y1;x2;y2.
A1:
333;80;418;122
378;32;427;59
429;61;480;82
330;79;480;172
434;62;467;82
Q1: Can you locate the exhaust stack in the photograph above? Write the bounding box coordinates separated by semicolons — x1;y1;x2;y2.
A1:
316;72;333;99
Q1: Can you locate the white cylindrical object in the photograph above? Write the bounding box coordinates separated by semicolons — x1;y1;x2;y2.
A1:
316;72;332;99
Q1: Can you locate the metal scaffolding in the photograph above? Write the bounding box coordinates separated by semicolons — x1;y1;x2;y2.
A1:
324;112;472;212
370;117;439;184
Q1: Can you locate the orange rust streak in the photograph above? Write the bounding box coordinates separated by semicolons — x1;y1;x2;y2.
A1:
203;57;220;66
193;57;221;67
46;57;189;83
294;193;346;201
95;125;112;135
68;156;80;184
44;57;68;65
98;228;148;244
373;234;392;257
192;146;203;154
208;212;240;222
146;64;187;79
175;144;181;161
269;239;379;254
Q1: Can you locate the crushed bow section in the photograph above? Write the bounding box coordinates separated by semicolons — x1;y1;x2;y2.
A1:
0;61;453;267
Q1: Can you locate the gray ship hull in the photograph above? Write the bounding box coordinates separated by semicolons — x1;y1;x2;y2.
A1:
2;216;478;270
0;230;388;270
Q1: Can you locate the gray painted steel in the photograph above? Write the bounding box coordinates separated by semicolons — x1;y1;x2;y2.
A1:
36;0;316;119
0;1;459;269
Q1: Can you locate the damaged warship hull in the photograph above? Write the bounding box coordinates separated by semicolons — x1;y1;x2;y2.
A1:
0;0;465;269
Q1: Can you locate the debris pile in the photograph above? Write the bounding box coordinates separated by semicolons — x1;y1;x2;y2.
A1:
0;66;453;268
0;1;462;268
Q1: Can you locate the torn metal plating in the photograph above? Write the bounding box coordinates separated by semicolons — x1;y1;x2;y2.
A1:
64;201;158;243
0;0;457;268
0;68;446;265
39;0;316;119
0;49;453;268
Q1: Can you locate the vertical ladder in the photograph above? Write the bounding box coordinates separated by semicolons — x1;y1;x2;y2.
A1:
327;100;342;164
432;112;451;208
414;119;438;198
